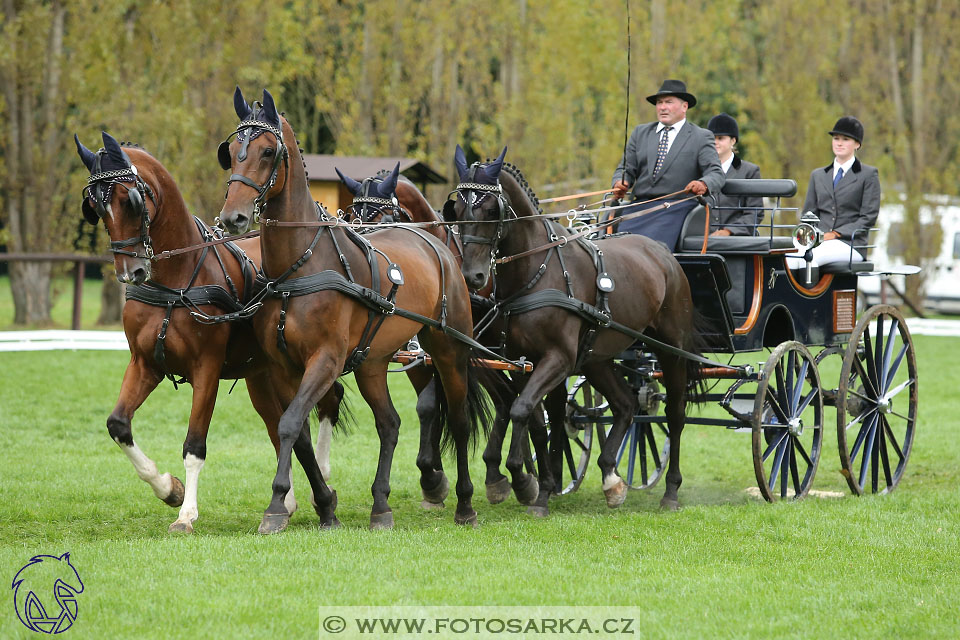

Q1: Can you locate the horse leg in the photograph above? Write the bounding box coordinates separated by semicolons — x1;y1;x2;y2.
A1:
583;361;639;509
526;385;564;517
657;354;688;511
259;359;338;535
245;371;299;516
314;380;344;484
168;365;221;534
291;419;340;529
415;376;449;509
354;364;401;530
482;371;513;504
106;359;185;510
504;354;572;509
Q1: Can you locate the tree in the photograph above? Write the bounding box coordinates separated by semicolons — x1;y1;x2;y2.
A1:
0;0;70;325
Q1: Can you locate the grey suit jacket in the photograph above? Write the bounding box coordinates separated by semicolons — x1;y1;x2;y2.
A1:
713;156;763;235
612;120;725;200
802;159;880;242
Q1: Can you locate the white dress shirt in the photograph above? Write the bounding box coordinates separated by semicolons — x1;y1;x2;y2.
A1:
656;119;685;154
833;156;855;181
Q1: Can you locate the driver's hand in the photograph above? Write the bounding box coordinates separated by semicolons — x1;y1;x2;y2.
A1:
612;180;630;200
685;180;708;196
710;229;732;237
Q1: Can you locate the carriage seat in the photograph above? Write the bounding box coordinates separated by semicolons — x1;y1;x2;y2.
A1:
676;205;794;253
721;178;797;198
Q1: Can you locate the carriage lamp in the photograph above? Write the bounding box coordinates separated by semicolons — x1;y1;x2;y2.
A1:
792;212;824;285
792;212;823;252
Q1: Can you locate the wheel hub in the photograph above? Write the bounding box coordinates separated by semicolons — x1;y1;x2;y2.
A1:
787;418;803;437
877;398;892;414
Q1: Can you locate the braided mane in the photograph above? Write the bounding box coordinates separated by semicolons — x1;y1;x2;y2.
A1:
496;161;543;215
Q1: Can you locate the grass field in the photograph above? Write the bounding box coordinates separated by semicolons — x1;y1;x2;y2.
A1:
1;332;957;639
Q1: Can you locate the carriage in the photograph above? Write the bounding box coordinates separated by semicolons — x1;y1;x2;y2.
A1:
540;178;919;502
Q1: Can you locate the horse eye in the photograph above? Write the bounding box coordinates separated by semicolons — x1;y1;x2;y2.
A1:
264;147;275;157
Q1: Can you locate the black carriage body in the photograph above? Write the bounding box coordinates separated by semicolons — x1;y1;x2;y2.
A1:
676;251;860;353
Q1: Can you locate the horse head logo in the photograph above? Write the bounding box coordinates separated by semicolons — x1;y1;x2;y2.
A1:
11;553;84;634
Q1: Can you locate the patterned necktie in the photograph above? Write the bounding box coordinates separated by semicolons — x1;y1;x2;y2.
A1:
833;167;844;189
653;126;672;177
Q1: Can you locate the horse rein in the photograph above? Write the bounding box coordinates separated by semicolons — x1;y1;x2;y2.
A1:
218;119;289;223
84;163;159;259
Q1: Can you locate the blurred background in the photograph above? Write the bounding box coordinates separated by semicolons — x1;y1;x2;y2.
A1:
2;0;958;325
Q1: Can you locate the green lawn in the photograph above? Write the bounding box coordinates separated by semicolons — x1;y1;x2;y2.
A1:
0;334;957;638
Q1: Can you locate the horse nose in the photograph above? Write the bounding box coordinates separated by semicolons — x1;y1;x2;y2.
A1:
466;271;487;290
131;265;148;285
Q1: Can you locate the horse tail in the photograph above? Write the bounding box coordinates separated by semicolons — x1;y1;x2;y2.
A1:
438;359;495;455
313;380;354;435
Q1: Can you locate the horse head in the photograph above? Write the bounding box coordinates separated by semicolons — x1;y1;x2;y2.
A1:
444;145;508;290
75;131;161;285
217;86;290;234
336;162;403;224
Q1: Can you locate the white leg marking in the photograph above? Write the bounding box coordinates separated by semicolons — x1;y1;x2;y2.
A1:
172;454;204;525
602;471;623;491
120;441;174;499
315;417;333;482
284;468;298;515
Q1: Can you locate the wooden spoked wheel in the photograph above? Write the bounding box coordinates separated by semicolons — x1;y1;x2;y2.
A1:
837;305;917;495
752;341;825;502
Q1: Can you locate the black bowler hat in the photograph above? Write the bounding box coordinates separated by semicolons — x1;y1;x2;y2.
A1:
707;113;739;140
646;79;697;108
829;116;864;144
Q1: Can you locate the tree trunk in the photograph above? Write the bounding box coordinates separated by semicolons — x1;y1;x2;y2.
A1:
97;268;125;326
8;262;53;326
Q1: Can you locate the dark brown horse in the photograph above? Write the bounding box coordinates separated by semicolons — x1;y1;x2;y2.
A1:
217;88;488;532
445;146;703;510
337;168;546;511
75;131;343;533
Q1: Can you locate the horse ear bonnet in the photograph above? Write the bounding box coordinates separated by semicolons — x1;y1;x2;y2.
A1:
335;167;363;195
454;144;469;181
260;89;281;128
75;134;101;225
378;162;401;199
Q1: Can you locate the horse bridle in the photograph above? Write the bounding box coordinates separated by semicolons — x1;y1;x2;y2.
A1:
348;177;408;224
83;158;159;259
450;163;515;262
218;119;288;223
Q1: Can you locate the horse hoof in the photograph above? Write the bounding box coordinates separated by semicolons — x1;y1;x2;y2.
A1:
420;500;445;510
485;477;512;504
603;479;629;509
454;510;478;528
313;490;338;518
319;517;342;530
162;476;185;507
258;512;290;535
421;473;449;504
526;505;549;518
168;520;193;534
513;474;540;506
370;511;394;530
659;497;680;511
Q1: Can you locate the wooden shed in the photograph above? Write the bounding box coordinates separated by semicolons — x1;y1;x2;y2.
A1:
302;155;447;214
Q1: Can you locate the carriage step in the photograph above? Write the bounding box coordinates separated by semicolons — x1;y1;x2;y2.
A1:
720;398;753;425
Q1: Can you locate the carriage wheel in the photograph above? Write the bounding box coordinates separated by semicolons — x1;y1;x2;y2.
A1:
752;341;824;502
837;305;917;495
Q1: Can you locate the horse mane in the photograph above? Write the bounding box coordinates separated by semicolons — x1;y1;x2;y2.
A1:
497;161;543;215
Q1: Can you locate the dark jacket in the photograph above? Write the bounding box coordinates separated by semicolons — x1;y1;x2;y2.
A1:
802;158;880;242
612;120;725;200
712;155;763;235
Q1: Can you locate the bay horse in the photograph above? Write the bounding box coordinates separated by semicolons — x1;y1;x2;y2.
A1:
337;167;547;512
445;146;704;510
75;131;343;533
217;87;488;531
